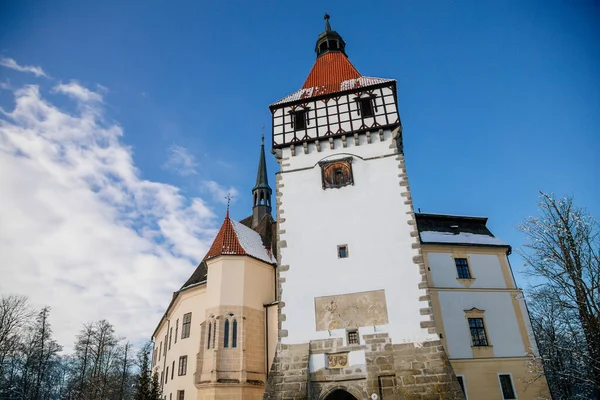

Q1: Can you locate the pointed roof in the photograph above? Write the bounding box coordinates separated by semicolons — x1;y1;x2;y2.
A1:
203;212;275;264
253;135;270;191
270;15;395;107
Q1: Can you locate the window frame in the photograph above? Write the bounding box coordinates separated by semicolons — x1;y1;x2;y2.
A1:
175;319;178;344
468;317;489;347
182;313;191;339
178;355;188;376
498;373;517;399
224;319;230;348
346;329;359;345
454;257;472;279
177;390;185;400
232;319;238;348
289;108;309;131
456;375;468;399
337;245;349;259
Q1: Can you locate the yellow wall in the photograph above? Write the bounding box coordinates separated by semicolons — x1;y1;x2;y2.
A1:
452;358;550;400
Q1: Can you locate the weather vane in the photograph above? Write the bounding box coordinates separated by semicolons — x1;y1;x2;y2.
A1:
261;125;265;143
225;192;232;215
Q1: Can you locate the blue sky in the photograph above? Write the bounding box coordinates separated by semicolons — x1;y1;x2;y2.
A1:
0;1;598;346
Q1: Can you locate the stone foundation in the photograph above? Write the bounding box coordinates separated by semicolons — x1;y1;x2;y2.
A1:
263;334;465;400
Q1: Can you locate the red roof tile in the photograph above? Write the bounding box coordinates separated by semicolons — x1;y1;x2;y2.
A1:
203;213;246;260
301;52;361;93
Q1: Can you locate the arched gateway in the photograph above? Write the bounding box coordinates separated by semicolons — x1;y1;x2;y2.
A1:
323;389;358;400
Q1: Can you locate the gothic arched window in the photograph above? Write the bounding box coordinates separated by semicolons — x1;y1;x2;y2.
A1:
212;321;216;348
207;322;212;349
232;319;238;348
224;319;230;348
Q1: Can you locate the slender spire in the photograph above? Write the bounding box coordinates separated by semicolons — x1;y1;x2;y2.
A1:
324;13;331;32
254;133;269;190
252;134;272;228
315;13;347;58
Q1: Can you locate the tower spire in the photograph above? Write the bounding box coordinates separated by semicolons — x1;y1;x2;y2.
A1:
315;13;347;58
252;133;272;228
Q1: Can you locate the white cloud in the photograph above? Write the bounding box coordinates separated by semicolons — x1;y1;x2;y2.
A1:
164;145;198;176
0;57;48;78
0;83;223;351
202;180;239;205
53;81;103;103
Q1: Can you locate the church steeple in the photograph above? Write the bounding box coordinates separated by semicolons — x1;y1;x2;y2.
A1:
315;13;347;58
252;135;272;228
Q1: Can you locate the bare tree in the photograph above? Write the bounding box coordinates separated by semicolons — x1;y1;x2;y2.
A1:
0;295;34;367
519;192;600;398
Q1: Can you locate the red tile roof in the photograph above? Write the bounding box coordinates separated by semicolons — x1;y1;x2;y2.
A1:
270;52;394;106
301;52;361;93
203;212;245;260
203;212;275;264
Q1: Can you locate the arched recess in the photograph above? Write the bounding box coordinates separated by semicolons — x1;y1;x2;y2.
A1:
320;387;360;400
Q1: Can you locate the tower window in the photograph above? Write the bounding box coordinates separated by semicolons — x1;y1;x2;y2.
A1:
347;329;359;345
290;109;307;130
177;390;185;400
356;97;374;118
455;258;471;279
319;158;354;190
224;319;230;348
499;374;516;399
338;245;348;258
468;318;489;346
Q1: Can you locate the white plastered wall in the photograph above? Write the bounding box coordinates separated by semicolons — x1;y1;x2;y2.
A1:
277;130;433;345
437;291;526;359
427;252;508;289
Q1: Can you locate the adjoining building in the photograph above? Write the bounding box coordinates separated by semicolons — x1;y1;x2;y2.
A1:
151;14;550;400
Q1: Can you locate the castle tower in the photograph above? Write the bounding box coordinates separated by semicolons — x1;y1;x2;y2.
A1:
263;15;464;400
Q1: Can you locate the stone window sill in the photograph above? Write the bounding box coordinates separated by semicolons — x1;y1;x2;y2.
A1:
457;278;475;288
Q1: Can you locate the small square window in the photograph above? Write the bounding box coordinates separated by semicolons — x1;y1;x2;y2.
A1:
499;374;516;399
337;245;348;258
347;329;359;345
455;258;471;279
177;390;185;400
358;97;374;118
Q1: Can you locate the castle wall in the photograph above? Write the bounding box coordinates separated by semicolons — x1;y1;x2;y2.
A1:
276;130;434;346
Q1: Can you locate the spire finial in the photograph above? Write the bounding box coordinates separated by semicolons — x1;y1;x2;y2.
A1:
324;13;331;32
225;193;232;218
261;125;265;145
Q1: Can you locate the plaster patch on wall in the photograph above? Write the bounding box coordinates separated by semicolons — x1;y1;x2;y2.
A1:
314;289;389;331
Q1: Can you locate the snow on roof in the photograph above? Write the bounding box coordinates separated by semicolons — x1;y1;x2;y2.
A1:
230;220;275;264
271;76;395;106
420;231;508;246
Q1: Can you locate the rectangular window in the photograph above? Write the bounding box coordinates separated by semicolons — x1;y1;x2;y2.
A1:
171;360;174;380
153;348;157;366
457;376;467;397
160;371;164;385
455;258;471;279
468;318;489;346
175;319;179;344
169;327;172;350
165;367;169;383
499;374;516;399
338;245;348;258
347;329;359;345
177;390;185;400
178;356;188;376
292;110;306;130
182;313;192;339
358;97;374;118
159;342;162;360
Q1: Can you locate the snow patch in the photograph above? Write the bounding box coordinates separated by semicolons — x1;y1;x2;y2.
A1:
230;220;275;264
420;231;508;246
